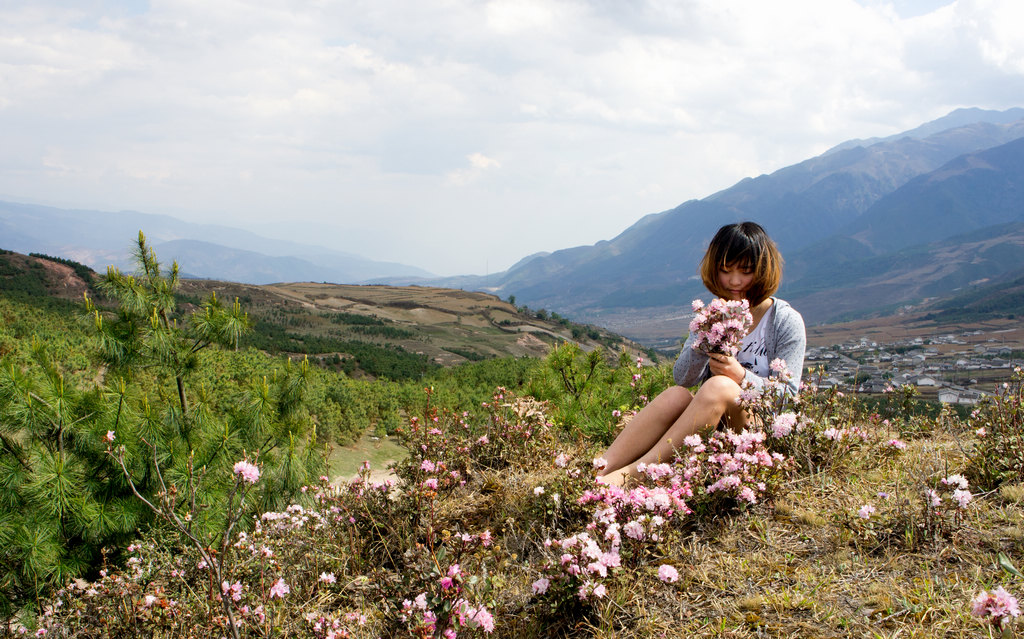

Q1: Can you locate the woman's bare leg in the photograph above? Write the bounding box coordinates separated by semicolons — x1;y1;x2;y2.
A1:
599;376;747;486
597;385;693;477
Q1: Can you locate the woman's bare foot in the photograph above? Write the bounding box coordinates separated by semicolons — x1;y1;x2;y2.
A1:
595;467;629;487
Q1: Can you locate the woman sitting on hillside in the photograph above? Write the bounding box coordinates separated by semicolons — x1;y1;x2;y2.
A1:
596;221;806;486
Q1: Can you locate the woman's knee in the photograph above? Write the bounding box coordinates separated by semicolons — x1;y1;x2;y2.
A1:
695;375;742;403
654;385;693;409
661;384;693;401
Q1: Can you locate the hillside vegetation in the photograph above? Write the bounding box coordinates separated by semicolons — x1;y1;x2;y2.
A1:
0;239;655;621
6;351;1024;637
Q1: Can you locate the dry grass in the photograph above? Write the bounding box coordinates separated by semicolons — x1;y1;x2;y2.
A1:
485;426;1024;638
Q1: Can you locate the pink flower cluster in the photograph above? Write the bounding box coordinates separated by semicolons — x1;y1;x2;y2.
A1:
689;298;753;357
534;457;695;600
233;460;260;484
395;530;496;637
971;586;1020;629
657;564;679;584
927;474;973;509
538;531;618;601
682;430;785;505
400;593;495;636
304;611;367;639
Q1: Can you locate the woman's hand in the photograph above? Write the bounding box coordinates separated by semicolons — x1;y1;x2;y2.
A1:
707;353;745;384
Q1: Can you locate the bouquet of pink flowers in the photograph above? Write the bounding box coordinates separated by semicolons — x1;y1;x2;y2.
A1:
688;298;753;357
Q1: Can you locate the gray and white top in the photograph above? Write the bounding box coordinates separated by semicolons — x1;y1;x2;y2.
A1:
736;302;773;378
673;297;806;396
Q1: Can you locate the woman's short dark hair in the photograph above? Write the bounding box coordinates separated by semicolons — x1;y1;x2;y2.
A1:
699;222;783;305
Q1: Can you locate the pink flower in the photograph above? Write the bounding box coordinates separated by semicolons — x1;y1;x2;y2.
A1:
690;298;752;357
269;578;290;599
532;578;550;594
233;460;260;484
658;564;679;583
468;606;495;632
823;428;844;441
221;581;243;601
422;478;438;490
105;431;115;443
593;584;607;598
858;505;876;519
534;486;545;495
771;413;797;438
554;453;570;468
887;439;907;450
972;587;1021;627
942;474;969;490
592;457;608;470
319;572;336;584
952;489;973;508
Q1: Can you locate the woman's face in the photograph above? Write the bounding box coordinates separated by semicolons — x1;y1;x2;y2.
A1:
717;263;755;301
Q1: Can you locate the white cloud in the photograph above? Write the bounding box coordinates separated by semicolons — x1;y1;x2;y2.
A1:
0;0;1022;274
445;153;501;186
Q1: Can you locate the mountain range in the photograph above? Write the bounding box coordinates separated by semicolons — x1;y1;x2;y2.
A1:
0;201;432;284
2;107;1023;347
401;107;1024;344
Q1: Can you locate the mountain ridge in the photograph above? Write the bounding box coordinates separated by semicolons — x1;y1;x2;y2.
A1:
0;200;432;284
402;108;1024;341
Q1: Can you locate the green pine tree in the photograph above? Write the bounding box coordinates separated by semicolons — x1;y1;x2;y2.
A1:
0;233;327;619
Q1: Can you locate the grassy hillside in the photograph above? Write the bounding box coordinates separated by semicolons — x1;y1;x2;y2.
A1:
178;279;635;379
0;247;642;381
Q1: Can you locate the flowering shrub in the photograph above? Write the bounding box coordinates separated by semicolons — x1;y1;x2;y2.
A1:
965;366;1024;490
971;586;1020;633
842;471;976;552
688;298;752;357
738;360;894;477
531;425;793;620
919;473;974;539
393;388;554;498
679;429;792;511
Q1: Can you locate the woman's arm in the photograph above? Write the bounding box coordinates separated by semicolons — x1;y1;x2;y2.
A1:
673;332;710;386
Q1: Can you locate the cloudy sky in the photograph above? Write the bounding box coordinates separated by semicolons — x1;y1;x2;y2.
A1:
2;0;1022;276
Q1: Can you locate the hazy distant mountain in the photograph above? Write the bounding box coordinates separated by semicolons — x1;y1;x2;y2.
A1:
842;136;1024;253
0;200;431;284
397;107;1024;337
786;222;1024;322
157;240;349;284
